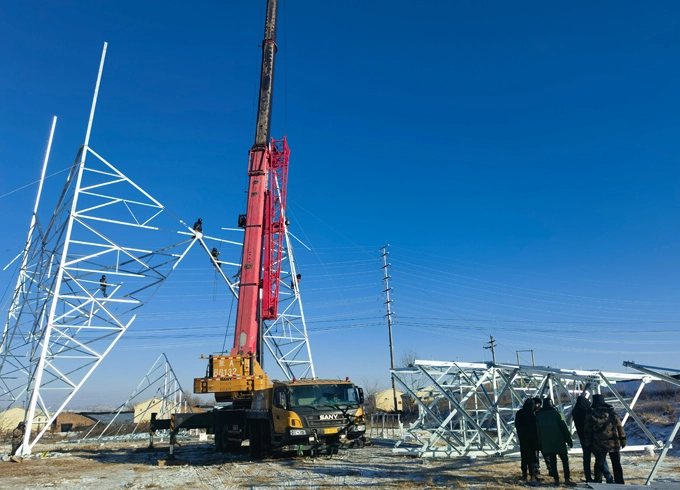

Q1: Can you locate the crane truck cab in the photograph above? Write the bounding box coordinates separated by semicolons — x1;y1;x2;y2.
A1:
263;379;366;456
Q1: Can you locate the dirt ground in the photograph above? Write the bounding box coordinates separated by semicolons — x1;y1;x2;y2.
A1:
1;437;679;489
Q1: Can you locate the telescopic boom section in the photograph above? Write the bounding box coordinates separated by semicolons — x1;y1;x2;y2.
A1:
232;0;279;357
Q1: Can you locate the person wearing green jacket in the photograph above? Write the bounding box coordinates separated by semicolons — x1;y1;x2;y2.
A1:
536;398;576;486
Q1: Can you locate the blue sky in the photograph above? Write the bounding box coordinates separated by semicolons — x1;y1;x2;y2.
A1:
2;1;680;407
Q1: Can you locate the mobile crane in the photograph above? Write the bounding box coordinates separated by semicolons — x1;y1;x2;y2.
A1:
151;0;365;459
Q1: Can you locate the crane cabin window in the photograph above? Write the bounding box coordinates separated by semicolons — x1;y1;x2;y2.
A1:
288;384;359;408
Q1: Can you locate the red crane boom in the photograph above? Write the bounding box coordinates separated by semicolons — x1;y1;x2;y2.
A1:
231;0;286;359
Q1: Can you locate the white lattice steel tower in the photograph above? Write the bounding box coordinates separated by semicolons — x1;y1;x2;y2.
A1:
0;44;202;455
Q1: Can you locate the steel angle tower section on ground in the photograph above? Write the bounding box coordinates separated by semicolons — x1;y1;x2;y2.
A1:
390;360;656;458
623;361;680;485
3;43;199;456
79;353;192;442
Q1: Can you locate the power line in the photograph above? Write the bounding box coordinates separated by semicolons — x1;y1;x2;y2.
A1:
0;166;71;201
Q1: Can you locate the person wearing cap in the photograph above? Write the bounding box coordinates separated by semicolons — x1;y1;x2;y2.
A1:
11;421;25;456
535;398;576;486
584;394;626;484
572;390;614;483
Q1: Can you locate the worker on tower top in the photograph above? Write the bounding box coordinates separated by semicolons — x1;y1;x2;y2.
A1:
193;218;203;233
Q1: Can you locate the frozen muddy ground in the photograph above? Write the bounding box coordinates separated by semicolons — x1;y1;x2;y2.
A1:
1;438;679;489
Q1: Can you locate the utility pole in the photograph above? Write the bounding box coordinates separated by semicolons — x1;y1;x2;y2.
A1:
484;335;501;445
380;245;399;413
484;335;497;364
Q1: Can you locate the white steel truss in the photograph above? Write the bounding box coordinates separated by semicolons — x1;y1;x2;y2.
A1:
80;353;192;441
391;359;659;458
623;361;680;485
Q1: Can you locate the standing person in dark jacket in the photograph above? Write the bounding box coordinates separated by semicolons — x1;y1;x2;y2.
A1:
532;397;548;476
536;398;576;486
515;399;540;481
585;394;626;484
572;391;613;483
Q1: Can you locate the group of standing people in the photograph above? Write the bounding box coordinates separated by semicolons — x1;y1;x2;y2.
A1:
515;390;626;485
